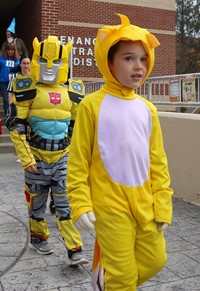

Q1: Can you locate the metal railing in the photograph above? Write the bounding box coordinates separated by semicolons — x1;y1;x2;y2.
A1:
84;73;200;113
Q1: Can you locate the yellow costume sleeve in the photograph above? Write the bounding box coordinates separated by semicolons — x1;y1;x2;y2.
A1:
9;98;36;169
67;100;94;222
149;106;173;224
10;130;35;169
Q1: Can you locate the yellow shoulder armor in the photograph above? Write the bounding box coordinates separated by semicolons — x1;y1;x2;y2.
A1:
13;74;37;102
68;79;85;104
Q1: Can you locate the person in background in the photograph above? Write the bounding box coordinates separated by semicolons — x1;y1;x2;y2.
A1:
7;55;30;163
0;18;28;57
0;43;20;116
67;14;173;290
7;54;30;104
6;35;88;266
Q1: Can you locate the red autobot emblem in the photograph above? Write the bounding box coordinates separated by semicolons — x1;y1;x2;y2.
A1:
48;92;62;105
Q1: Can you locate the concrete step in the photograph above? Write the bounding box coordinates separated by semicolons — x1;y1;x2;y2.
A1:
0;124;14;153
2;125;9;134
0;133;11;143
0;103;18;154
0;142;15;154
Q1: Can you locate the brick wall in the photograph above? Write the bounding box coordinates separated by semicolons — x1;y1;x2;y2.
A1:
15;0;42;57
15;0;176;80
40;0;59;38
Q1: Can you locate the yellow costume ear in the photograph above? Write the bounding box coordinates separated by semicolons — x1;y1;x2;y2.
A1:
146;33;160;48
32;37;40;50
99;27;118;43
99;31;110;43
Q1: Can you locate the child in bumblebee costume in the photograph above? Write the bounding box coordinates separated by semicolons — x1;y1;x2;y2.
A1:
67;14;173;289
6;35;88;266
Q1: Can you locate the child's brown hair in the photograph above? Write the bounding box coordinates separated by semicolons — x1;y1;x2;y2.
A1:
4;43;19;62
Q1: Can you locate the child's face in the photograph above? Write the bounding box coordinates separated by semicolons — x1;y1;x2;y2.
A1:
108;41;148;89
7;48;15;57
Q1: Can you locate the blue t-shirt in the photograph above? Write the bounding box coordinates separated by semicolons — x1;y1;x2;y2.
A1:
0;56;20;82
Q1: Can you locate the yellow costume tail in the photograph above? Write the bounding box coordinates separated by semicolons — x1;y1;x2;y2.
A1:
92;240;104;291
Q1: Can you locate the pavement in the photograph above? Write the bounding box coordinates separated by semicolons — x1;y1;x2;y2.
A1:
0;153;200;291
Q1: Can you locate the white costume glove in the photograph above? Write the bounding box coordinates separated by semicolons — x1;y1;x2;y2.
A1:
75;211;96;232
157;222;169;231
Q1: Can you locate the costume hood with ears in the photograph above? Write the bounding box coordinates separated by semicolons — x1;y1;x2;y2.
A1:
30;35;72;85
7;18;16;34
95;14;160;87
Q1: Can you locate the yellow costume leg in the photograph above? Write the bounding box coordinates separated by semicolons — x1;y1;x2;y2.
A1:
95;212;167;291
95;211;138;291
24;184;50;240
29;217;50;240
56;216;83;250
136;221;167;286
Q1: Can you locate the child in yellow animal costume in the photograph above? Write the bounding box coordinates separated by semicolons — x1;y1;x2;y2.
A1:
6;35;88;266
67;14;173;289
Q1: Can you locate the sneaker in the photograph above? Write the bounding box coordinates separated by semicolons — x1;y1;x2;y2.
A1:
29;239;54;255
69;251;89;266
16;158;21;163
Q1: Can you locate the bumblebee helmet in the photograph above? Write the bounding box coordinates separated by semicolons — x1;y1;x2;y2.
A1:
30;35;72;84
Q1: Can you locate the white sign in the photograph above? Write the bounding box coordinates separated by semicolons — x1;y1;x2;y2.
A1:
169;76;181;102
182;75;196;102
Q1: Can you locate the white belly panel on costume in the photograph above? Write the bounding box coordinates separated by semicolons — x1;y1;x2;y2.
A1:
98;94;152;187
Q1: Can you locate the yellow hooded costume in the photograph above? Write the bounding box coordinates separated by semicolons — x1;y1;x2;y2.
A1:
67;14;173;290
